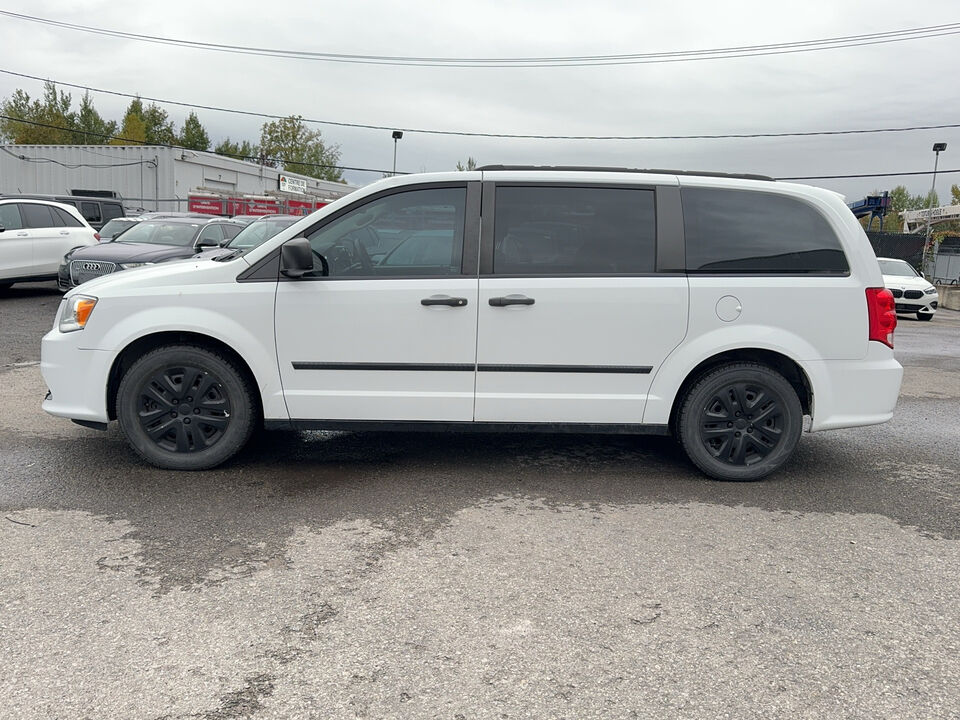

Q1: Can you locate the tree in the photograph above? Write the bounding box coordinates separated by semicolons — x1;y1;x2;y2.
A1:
888;185;912;214
111;109;147;145
142;103;176;145
0;81;75;144
215;137;258;161
73;92;117;144
456;157;478;171
259;115;342;181
179;111;210;151
951;184;960;206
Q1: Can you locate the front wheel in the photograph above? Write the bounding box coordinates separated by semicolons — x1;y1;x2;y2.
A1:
677;362;803;481
116;345;256;470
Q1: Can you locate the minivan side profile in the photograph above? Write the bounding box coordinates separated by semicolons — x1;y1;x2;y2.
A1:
40;168;903;480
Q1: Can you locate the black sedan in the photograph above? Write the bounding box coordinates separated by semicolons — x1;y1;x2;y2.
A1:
59;217;243;289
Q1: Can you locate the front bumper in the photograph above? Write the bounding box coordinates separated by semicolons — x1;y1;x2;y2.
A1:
41;327;113;424
894;299;938;315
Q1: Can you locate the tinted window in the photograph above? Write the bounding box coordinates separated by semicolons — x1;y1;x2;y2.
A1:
79;202;101;223
0;204;23;230
304;187;466;277
197;224;224;244
683;188;849;274
221;224;242;240
493;186;656;275
55;208;83;227
21;203;57;229
101;203;123;221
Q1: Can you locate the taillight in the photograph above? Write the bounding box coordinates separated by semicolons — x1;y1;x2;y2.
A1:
866;287;896;348
94;233;101;241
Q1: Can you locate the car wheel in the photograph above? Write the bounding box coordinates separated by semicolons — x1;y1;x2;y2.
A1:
916;312;934;321
677;362;803;481
0;282;12;294
116;345;256;470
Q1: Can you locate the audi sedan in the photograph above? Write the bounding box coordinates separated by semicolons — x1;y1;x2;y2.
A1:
58;217;244;289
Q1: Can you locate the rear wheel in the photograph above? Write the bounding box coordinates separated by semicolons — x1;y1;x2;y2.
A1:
116;345;256;470
677;362;803;481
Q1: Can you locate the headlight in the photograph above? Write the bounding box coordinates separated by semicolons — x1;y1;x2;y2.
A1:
59;295;98;333
924;287;938;295
118;262;151;270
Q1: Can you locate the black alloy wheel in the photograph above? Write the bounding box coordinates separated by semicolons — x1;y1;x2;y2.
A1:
678;362;803;481
117;345;256;470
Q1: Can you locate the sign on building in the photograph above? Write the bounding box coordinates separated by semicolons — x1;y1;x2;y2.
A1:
279;174;308;194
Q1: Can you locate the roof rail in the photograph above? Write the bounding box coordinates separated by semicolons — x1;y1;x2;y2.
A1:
476;165;775;182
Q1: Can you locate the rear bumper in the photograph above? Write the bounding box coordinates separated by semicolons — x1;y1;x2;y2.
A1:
807;343;903;432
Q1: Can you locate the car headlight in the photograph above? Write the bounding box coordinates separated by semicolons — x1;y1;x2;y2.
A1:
59;294;98;333
118;262;152;270
924;287;938;295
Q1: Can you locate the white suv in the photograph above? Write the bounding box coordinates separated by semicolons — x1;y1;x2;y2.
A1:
0;199;98;291
41;168;903;480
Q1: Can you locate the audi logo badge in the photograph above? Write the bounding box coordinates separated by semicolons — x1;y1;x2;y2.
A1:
81;262;102;271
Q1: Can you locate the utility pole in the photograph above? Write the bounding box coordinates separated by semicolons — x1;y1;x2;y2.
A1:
392;130;403;176
924;142;947;276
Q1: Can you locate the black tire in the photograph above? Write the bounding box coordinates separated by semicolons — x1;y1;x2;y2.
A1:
116;345;256;470
917;312;934;321
677;362;803;481
0;282;13;294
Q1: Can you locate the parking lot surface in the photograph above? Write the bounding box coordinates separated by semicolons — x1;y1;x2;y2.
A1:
1;282;958;719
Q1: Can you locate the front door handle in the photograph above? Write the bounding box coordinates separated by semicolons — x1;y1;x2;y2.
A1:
421;295;468;307
16;231;28;237
489;294;535;307
59;231;70;236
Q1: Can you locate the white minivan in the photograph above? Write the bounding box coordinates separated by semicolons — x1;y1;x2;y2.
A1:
0;198;98;290
41;168;903;480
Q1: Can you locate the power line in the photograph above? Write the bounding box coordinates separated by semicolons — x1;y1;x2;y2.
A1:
0;145;153;168
3;68;960;142
1;10;959;67
0;115;400;175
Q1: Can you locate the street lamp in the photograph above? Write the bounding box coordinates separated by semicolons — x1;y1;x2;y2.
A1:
392;130;403;176
924;142;947;276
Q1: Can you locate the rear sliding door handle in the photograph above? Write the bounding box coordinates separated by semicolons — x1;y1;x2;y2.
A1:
421;295;468;307
489;294;535;307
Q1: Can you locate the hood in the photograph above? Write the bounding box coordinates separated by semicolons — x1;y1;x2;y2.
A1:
67;241;195;264
882;273;935;291
65;253;251;297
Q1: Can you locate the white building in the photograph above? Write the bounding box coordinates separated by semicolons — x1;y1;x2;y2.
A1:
0;144;358;216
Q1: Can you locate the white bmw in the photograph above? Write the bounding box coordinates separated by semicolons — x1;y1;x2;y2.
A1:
877;257;939;321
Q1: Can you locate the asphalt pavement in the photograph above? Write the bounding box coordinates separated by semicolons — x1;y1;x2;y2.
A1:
1;281;958;719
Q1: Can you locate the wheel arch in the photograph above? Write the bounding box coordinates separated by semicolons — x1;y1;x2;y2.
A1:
106;331;263;422
667;348;813;434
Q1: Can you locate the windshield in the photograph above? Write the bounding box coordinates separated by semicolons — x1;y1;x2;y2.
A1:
226;217;299;250
116;221;201;246
878;259;919;277
100;219;137;239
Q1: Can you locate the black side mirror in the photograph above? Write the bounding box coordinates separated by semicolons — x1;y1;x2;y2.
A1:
196;235;221;248
280;237;317;278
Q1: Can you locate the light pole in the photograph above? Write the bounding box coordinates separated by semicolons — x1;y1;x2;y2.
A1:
392;130;403;176
924;142;947;276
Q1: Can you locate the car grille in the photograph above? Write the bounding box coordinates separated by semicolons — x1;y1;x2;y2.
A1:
889;288;903;298
70;260;117;286
903;289;923;299
895;303;923;312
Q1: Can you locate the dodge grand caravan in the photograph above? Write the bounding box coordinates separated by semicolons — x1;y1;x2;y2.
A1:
41;167;903;480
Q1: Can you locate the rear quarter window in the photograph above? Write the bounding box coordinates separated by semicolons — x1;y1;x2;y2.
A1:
682;187;849;275
21;203;58;229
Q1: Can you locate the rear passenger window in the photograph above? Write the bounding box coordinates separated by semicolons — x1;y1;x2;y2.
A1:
52;208;83;227
683;188;849;274
21;203;57;229
80;202;101;224
102;203;123;221
493;186;656;275
0;204;23;230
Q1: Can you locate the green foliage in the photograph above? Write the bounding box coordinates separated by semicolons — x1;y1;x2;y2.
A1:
886;185;939;213
259;115;342;181
179;111;210;151
951;184;960;206
111;110;147;145
0;82;77;143
142;103;176;145
214;138;258;161
74;92;117;143
456;157;478;171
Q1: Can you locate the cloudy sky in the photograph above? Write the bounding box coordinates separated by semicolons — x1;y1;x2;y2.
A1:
1;0;958;200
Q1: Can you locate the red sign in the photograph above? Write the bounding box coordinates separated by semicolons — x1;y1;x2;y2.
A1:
244;199;280;216
187;197;225;215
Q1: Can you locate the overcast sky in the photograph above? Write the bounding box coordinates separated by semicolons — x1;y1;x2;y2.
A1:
1;0;958;201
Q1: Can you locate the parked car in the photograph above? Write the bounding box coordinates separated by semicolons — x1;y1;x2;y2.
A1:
57;217;245;289
41;167;903;480
196;214;302;260
877;257;939;321
0;194;125;230
0;198;98;291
